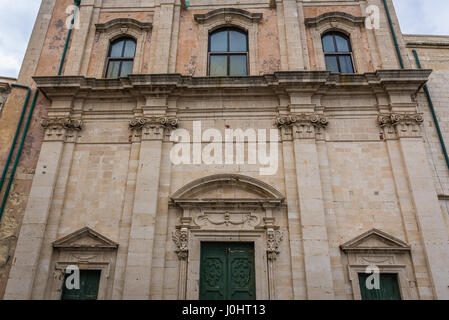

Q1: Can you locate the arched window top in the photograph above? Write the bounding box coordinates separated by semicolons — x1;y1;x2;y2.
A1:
208;28;248;76
105;37;136;78
209;28;248;53
321;32;354;74
109;37;136;59
322;32;351;53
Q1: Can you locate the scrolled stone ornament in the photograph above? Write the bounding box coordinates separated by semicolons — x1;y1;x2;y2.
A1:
41;117;83;131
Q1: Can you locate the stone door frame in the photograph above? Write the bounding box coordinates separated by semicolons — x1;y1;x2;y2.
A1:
187;230;268;300
170;174;286;301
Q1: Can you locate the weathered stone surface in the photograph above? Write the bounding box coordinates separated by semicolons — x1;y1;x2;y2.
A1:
1;0;449;300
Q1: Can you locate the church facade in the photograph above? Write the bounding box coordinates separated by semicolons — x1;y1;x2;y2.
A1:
0;0;449;300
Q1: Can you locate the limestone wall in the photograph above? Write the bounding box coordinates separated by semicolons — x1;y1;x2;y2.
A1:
1;0;449;300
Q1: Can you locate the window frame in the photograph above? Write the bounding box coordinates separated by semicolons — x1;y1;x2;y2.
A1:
207;27;249;77
105;37;137;79
322;32;355;74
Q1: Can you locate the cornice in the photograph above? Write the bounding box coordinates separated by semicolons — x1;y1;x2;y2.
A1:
33;70;432;99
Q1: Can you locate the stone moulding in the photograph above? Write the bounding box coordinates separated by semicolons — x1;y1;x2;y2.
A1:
275;113;328;129
305;11;365;28
41;117;83;131
194;212;260;228
95;18;152;32
194;8;263;24
170;173;285;203
33;70;432;98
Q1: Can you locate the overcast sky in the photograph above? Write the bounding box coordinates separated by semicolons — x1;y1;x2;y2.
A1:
0;0;448;78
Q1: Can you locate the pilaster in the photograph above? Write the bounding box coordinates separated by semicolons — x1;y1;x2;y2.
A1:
278;121;307;299
122;115;178;299
276;112;334;299
149;0;179;74
378;112;449;299
4;116;83;299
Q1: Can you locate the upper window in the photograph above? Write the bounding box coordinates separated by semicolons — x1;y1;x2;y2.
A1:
208;28;248;76
105;37;136;78
322;32;354;74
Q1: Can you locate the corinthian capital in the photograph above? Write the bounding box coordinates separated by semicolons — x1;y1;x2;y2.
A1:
377;113;424;139
129;116;179;141
41;117;83;131
41;117;83;141
275;113;328;140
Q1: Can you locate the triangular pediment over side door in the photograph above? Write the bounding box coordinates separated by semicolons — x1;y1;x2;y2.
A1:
340;229;411;253
53;227;118;251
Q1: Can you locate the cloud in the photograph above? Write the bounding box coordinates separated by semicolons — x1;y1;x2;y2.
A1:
393;0;449;35
0;0;41;78
0;0;448;78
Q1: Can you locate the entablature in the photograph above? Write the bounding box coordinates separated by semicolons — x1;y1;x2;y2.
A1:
33;70;432;101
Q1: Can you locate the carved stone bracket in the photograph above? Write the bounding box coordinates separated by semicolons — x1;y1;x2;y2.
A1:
172;228;189;260
378;113;424;139
266;227;283;299
41;117;83;141
129;116;178;141
275;113;328;140
266;228;283;261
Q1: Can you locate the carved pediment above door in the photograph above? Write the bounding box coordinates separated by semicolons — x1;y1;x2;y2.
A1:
170;174;285;230
340;228;411;254
171;174;286;300
171;174;285;203
53;227;119;251
341;229;417;300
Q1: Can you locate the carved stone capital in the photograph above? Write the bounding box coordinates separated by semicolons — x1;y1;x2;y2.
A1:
267;228;283;261
275;113;328;140
172;228;189;260
41;117;83;141
378;113;424;139
130;116;178;141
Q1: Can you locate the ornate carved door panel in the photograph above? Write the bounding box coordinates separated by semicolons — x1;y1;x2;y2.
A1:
199;242;255;300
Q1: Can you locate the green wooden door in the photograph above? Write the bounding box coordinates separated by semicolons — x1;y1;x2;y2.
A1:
200;242;255;300
358;273;401;300
61;270;101;300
